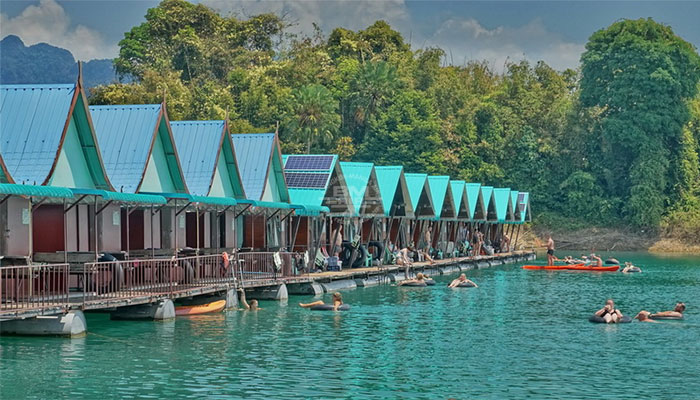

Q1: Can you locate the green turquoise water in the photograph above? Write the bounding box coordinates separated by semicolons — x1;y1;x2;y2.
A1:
1;252;699;399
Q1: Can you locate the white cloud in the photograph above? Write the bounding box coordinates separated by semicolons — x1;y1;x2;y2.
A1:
0;0;117;60
205;1;583;70
1;0;584;69
425;18;584;71
204;0;412;38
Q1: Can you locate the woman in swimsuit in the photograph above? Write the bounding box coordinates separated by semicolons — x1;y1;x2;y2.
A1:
650;302;685;319
595;299;623;323
299;292;344;311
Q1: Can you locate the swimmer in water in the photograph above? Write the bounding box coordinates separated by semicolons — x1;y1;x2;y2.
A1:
398;272;427;286
238;288;261;310
300;292;344;311
448;273;478;288
622;262;642;273
634;310;659;323
594;299;623;323
650;302;686;319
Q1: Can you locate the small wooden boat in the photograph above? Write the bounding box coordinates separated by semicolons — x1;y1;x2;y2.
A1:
523;264;620;272
175;299;226;316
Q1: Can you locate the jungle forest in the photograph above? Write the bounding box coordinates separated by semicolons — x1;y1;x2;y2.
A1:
89;0;700;242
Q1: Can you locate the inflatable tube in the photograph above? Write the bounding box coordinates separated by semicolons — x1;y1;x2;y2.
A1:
605;258;620;265
623;267;641;273
310;304;351;311
424;279;436;286
450;281;476;288
401;281;427;287
589;315;632;324
649;315;683;320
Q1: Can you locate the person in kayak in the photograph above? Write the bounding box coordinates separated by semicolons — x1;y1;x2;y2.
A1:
590;254;603;267
594;299;623;323
634;310;659;323
651;302;686;319
238;288;261;311
449;273;478;288
399;272;427;286
546;235;555;265
299;292;344;311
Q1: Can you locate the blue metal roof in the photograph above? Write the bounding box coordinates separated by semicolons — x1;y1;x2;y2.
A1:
171;121;224;196
231;133;275;201
89;104;162;193
0;84;75;185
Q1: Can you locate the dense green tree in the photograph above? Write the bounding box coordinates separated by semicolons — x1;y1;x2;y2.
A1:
580;18;700;227
282;84;340;153
91;1;700;237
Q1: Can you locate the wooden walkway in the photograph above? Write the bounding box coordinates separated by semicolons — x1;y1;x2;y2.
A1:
1;251;534;321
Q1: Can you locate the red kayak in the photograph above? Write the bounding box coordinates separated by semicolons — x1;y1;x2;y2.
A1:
523;263;620;272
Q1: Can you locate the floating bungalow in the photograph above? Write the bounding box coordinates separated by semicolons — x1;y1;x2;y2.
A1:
89;103;188;257
0;72;534;336
171;120;245;253
374;166;414;251
231;133;295;252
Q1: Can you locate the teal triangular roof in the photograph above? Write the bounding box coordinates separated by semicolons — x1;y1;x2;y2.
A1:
1;82;112;189
510;190;522;222
450;181;470;220
339;162;383;217
171;120;245;198
481;186;496;222
427;175;456;220
492;188;515;223
231;133;289;202
466;183;485;221
374;166;414;218
282;154;353;215
90;103;188;194
404;173;435;219
518;192;531;223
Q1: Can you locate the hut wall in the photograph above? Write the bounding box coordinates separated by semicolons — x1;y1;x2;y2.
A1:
97;204;122;253
0;197;31;257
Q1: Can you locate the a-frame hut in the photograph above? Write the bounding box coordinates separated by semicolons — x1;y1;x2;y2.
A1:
231;132;295;251
90;103;188;255
0;79;163;263
171;120;245;252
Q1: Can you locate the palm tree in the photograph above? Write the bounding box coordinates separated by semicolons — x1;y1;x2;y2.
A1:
285;84;340;153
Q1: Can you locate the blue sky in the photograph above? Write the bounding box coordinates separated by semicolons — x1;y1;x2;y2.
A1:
1;0;699;70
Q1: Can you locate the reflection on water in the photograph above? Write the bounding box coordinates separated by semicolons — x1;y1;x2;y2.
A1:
1;252;700;399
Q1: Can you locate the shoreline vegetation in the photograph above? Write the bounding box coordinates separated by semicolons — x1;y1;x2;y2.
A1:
525;225;700;254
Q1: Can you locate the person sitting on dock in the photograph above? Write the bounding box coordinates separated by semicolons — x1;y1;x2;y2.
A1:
238;288;261;311
299;292;344;311
650;303;686;319
634;310;659;323
398;272;427;286
448;273;478;288
594;299;623;323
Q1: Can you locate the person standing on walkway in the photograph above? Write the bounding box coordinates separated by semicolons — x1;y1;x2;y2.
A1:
547;235;555;265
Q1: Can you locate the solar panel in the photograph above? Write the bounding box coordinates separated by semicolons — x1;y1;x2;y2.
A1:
285;155;334;170
285;172;330;188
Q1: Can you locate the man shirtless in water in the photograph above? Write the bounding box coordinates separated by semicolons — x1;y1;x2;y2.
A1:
546;235;555;265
